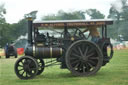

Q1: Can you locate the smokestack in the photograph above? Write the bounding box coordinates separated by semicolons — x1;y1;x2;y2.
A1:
27;17;33;45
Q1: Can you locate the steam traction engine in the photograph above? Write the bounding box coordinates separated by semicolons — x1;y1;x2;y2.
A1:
14;18;114;79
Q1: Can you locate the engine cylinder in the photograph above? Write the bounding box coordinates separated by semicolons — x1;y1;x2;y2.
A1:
25;45;63;58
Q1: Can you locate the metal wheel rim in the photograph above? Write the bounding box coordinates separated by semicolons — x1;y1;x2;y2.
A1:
66;40;103;76
14;56;38;79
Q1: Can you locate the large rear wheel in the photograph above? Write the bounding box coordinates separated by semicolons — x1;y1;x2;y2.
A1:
66;40;103;76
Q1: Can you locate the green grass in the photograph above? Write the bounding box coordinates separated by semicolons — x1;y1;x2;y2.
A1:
0;50;128;85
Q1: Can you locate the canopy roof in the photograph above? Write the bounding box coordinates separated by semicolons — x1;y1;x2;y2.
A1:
33;19;113;28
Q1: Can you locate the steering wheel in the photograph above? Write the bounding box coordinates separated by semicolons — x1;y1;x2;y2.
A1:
73;28;86;39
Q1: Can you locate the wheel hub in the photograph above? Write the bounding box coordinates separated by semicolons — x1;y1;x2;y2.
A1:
23;63;30;71
81;55;89;62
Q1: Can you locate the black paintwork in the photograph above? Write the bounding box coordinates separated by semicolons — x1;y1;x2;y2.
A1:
14;18;114;79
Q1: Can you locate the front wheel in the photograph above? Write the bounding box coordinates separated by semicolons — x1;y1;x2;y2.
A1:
66;40;103;76
14;56;38;79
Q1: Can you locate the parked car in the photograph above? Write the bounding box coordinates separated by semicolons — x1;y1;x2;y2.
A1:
4;43;17;58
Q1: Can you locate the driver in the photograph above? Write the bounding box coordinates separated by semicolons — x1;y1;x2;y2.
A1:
83;26;100;43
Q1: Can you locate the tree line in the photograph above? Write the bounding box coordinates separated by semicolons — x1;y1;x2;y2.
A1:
0;0;128;47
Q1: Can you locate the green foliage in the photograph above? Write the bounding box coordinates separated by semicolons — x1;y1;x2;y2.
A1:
0;4;8;47
0;10;38;47
42;14;59;20
42;10;85;20
0;19;27;47
0;23;12;46
118;20;128;40
0;4;6;24
86;9;105;19
108;0;128;40
10;19;27;39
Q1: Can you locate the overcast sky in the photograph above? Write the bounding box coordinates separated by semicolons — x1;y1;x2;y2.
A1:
1;0;116;23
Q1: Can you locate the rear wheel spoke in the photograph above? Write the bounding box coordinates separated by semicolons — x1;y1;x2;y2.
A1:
85;63;89;71
88;60;96;65
78;47;84;56
72;48;79;55
83;65;86;73
71;53;81;58
89;57;99;60
87;62;93;68
70;57;79;60
88;48;95;54
84;46;88;56
77;63;82;71
82;43;85;52
71;60;80;65
74;63;79;68
87;52;95;58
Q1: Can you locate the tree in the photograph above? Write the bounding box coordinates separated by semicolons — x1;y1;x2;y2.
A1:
9;19;27;40
108;0;128;40
86;9;105;19
0;4;8;47
107;0;128;21
108;7;121;21
42;10;85;20
8;11;38;48
0;4;6;24
10;10;38;41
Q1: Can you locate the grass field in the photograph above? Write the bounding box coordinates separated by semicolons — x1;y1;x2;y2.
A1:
0;49;128;85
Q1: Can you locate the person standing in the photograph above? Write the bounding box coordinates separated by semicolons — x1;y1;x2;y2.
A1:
83;26;100;43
